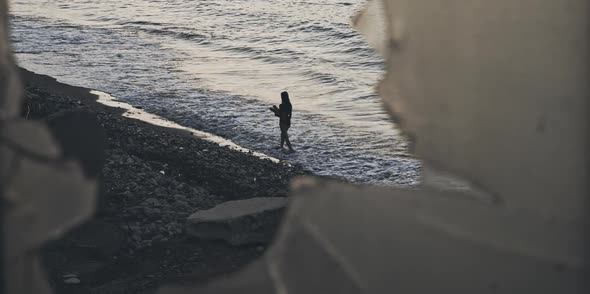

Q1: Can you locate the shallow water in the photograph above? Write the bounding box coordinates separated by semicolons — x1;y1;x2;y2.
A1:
92;90;281;163
10;0;420;185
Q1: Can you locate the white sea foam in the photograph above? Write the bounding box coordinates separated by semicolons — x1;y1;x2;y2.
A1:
92;90;281;163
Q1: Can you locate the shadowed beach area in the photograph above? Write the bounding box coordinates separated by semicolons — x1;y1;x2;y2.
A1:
19;67;313;294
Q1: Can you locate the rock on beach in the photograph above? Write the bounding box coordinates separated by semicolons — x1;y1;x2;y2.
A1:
186;197;288;245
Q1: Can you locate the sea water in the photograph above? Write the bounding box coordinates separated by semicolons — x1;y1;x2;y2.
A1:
10;0;420;185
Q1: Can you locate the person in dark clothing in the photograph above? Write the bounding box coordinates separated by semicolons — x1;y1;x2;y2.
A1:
269;91;294;151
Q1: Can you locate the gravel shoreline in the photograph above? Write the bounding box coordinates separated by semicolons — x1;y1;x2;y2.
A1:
19;67;310;294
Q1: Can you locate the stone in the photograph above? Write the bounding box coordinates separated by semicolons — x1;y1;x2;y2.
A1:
186;197;288;245
174;200;190;210
142;198;161;207
63;277;81;284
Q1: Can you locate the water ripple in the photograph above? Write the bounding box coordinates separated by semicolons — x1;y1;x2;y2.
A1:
9;0;420;186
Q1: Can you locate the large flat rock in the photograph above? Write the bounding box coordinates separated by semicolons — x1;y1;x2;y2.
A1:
186;197;288;245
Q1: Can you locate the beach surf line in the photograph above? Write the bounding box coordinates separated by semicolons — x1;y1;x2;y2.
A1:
92;90;281;164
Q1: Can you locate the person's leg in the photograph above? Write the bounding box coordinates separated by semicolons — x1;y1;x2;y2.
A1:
280;126;286;148
284;128;293;151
